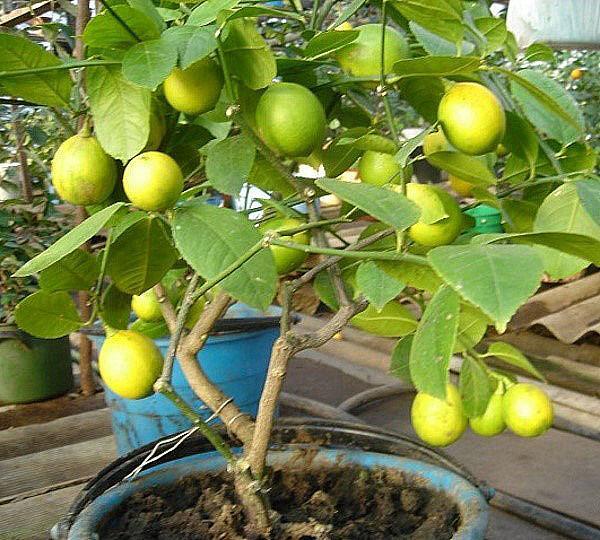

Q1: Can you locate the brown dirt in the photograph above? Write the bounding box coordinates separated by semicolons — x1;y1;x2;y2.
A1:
100;463;460;539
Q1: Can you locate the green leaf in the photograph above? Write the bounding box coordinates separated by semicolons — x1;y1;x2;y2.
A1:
122;38;178;89
409;285;460;399
220;6;304;25
248;157;295;197
106;217;178;295
188;0;241;25
304;30;359;59
162;26;218;68
322;128;365;177
83;6;160;50
508;69;584;145
222;18;276;90
128;0;165;32
14;203;125;277
338;133;398;154
351;302;417;337
130;318;169;338
389;334;414;385
110;210;148;240
172;204;277;309
328;0;367;30
459;356;492;417
393;56;480;78
205;134;256;195
533;182;600;279
87;65;151;162
474;17;506;55
15;291;82;338
503;111;538;167
397;77;445;123
454;302;490;353
409;22;474;56
39;249;100;292
576;178;600;226
483;342;545;381
428;244;544;332
524;43;555;63
426;151;496;186
377;260;442;292
395;125;434;168
355;260;405;311
101;283;132;330
501;199;537;233
393;0;464;44
0;33;72;108
316;178;420;231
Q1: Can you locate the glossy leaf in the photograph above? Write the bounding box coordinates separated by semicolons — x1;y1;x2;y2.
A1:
128;0;165;32
122;38;178;89
533;182;600;278
328;0;367;29
409;22;474;56
0;33;71;108
351;302;417;337
355;260;405;311
454;302;490;353
377;260;442;292
395;125;434;168
409;285;460;399
38;249;100;292
394;56;480;78
106;217;178;295
188;0;241;25
205;134;256;195
426;151;496;186
87;65;151;162
576;178;600;226
316;178;420;231
459;356;492;417
14;203;125;277
248;157;295;197
524;43;554;63
503;111;538;167
474;17;506;55
172;204;277;309
397;77;444;123
15;291;82;338
101;283;132;330
389;334;414;385
483;342;545;381
304;30;359;59
130;318;169;338
162;26;218;68
322;128;365;177
428;244;544;332
394;0;464;44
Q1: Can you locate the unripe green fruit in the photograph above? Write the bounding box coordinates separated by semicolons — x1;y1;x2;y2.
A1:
358;151;402;186
131;289;163;322
164;58;224;116
258;217;310;275
470;391;506;436
51;134;117;205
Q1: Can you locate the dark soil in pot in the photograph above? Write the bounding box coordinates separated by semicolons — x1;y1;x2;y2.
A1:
100;463;460;539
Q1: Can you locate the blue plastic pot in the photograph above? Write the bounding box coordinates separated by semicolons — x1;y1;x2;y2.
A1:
56;420;490;539
90;305;281;455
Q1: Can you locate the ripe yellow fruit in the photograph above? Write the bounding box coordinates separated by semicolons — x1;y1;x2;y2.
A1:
336;24;410;83
131;289;163;322
163;58;224;116
335;21;353;31
570;68;583;80
438;82;506;156
448;174;474;197
51;134;117;206
358;151;402;186
255;82;326;158
143;109;166;152
469;391;506;437
99;330;163;399
503;383;553;437
422;130;452;156
258;217;310;274
123;151;183;211
404;183;462;247
411;384;467;447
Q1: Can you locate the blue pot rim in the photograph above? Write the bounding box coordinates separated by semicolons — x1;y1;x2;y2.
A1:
67;449;488;539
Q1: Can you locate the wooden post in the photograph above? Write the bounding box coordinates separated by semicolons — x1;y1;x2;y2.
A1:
74;0;96;397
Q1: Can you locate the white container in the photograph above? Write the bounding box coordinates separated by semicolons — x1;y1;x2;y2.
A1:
507;0;600;49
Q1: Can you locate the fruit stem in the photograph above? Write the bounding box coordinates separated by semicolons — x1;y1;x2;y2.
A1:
78;116;92;137
216;36;237;103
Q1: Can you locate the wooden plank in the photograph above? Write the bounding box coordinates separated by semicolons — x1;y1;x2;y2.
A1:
0;408;112;460
0;436;116;498
0;484;81;540
0;0;55;27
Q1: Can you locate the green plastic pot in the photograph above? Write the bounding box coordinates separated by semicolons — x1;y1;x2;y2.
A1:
0;325;74;404
463;204;503;235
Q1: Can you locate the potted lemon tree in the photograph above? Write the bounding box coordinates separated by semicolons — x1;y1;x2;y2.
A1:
2;0;599;536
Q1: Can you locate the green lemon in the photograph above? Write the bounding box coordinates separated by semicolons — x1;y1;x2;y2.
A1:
503;383;553;437
336;24;410;85
163;58;224;116
470;391;506;437
51;134;117;206
99;330;163;399
123;151;183;211
255;82;326;158
143;108;167;152
411;384;467;447
403;183;462;247
438;82;506;156
258;217;310;275
358;151;402;186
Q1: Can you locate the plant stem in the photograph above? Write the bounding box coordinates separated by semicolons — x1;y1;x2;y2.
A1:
0;60;120;78
276;217;351;236
157;382;236;462
216;36;237;102
270;238;428;264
